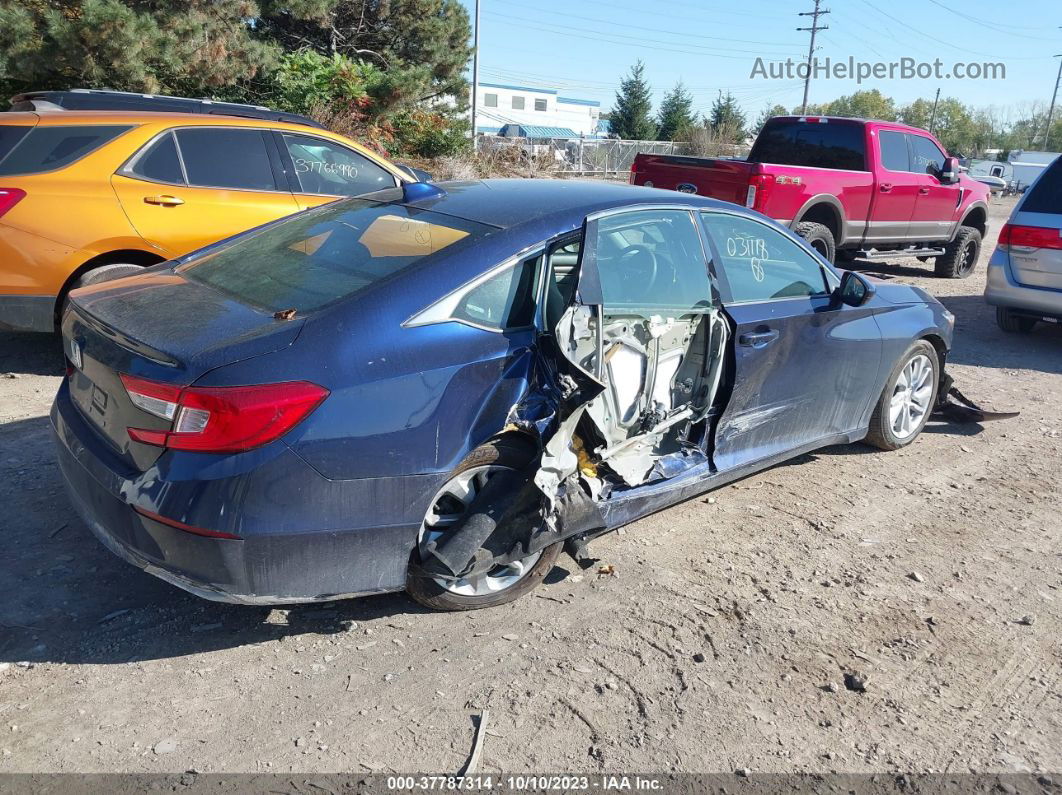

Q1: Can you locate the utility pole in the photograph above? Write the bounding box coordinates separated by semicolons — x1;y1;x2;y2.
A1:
928;87;940;135
471;0;481;151
1043;53;1062;150
797;0;829;115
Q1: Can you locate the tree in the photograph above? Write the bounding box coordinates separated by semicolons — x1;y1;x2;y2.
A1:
0;0;278;98
255;0;472;108
709;91;746;142
800;89;897;121
753;103;788;134
656;80;695;141
611;61;656;140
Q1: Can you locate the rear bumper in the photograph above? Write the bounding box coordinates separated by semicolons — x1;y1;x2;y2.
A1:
0;294;53;333
985;248;1062;320
51;382;429;604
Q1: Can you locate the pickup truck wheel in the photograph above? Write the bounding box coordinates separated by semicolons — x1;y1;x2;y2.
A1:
793;221;836;264
934;226;981;279
865;340;939;451
996;307;1037;334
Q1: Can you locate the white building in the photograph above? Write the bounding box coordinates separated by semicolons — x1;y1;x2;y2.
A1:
474;82;605;139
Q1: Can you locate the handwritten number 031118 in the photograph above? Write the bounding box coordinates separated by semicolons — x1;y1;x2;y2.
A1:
727;235;768;282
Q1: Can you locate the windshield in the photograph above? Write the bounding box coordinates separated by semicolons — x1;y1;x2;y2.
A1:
178;200;496;313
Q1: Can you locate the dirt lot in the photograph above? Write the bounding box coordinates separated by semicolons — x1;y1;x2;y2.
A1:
0;197;1059;776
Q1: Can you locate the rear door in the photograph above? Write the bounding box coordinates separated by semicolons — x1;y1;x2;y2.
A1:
907;134;959;241
1006;157;1062;290
867;129;920;245
111;126;300;258
699;211;883;470
272;132;400;210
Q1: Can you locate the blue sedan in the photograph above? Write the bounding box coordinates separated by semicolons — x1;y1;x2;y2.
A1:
52;179;955;610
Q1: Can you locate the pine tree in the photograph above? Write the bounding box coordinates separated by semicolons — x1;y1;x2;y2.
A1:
611;61;657;141
753;104;789;134
0;0;278;97
709;91;747;143
657;81;695;141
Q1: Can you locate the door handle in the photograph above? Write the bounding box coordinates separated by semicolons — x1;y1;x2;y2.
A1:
918;187;930;195
739;329;780;348
879;183;893;193
143;195;184;206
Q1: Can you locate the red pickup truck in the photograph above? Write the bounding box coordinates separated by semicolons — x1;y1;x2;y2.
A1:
631;116;991;277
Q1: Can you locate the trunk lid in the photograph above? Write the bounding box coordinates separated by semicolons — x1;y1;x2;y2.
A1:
633;154;758;205
62;268;304;470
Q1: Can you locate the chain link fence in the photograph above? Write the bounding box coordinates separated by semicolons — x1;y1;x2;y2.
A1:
479;136;693;177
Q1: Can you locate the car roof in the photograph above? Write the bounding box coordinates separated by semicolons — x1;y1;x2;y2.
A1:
0;110;332;135
387;178;730;230
769;115;935;134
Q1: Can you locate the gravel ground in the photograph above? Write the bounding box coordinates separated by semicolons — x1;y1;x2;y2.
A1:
0;197;1059;775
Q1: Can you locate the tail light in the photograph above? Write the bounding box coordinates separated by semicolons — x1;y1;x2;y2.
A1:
629;158;638;185
997;223;1062;250
119;374;329;453
0;188;26;218
745;174;775;211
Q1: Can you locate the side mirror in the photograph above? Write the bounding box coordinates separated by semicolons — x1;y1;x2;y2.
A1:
836;269;875;307
938;156;960;185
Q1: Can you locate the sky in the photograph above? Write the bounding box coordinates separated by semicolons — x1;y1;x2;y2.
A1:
457;0;1061;122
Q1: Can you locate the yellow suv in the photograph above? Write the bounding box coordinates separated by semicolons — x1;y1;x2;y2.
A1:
0;100;414;332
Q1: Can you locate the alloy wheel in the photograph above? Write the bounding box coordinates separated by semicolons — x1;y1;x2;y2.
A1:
888;353;934;440
419;464;543;596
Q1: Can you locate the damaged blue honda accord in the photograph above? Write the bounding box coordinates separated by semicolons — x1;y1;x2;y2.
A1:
52;179;958;610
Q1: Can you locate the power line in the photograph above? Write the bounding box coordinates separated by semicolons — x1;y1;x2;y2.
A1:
481;10;804;59
493;0;804;48
797;0;829;114
925;0;1059;39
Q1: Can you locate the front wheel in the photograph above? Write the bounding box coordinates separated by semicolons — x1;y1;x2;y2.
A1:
935;226;981;279
406;439;562;611
864;340;940;451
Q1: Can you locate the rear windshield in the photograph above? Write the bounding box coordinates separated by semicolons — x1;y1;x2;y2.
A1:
0;126;31;162
178;200;496;313
749;120;867;171
1021;157;1062;214
0;125;132;176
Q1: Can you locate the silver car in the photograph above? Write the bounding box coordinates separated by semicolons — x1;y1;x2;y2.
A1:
985;156;1062;332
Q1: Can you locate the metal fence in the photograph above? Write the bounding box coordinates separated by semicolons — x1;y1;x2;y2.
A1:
479;135;693;176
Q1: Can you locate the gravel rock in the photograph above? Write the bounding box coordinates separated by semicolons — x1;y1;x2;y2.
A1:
152;739;177;755
907;572;925;583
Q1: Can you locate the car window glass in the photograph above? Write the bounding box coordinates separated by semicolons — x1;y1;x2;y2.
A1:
0;126;31;163
174;128;277;191
0;125;131;176
1020;157;1062;214
129;132;184;184
281;133;395;197
592;209;712;314
748;120;866;171
178;199;494;313
451;255;540;330
701;213;829;303
878;130;910;172
909;135;946;174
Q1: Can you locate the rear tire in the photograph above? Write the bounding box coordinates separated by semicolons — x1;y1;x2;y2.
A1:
996;307;1037;334
406;438;562;611
793;221;836;264
865;340;939;451
934;226;980;279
